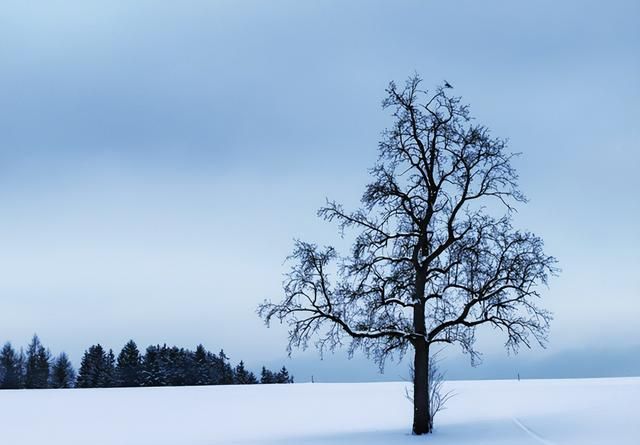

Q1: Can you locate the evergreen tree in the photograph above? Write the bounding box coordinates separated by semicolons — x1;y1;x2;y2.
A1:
233;361;257;384
16;348;26;388
25;334;50;389
216;350;235;385
259;365;293;384
116;340;142;387
260;366;275;384
76;344;108;388
176;347;196;386
163;346;186;386
193;344;210;385
141;345;197;386
50;353;76;388
100;349;117;387
154;344;171;386
141;345;165;387
274;366;293;383
0;342;22;389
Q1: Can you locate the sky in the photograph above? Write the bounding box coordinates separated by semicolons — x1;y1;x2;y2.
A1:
0;0;638;381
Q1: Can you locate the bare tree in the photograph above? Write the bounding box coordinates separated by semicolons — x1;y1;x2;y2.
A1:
258;75;557;435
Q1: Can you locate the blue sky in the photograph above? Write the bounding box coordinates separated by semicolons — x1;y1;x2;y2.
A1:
0;0;638;381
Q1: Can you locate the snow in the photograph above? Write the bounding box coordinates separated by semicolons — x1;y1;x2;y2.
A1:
0;377;637;444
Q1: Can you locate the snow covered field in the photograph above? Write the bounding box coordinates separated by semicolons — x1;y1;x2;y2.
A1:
0;377;637;444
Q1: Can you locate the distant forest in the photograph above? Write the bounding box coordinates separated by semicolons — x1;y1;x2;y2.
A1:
0;335;293;389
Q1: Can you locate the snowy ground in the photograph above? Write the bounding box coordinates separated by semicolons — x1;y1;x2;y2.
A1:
0;377;637;444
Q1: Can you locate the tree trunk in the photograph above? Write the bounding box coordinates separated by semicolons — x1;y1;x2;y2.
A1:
412;288;432;435
413;337;431;434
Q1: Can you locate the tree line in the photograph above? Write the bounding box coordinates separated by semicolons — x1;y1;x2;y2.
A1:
0;335;293;389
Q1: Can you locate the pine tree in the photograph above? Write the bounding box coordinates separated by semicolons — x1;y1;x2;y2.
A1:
260;366;275;384
0;342;22;389
163;346;188;386
25;335;50;389
141;345;165;387
193;344;210;385
176;347;195;386
275;366;293;383
76;344;108;388
100;349;117;387
153;344;171;386
233;361;257;384
217;350;235;385
16;348;26;388
116;340;142;387
50;353;76;388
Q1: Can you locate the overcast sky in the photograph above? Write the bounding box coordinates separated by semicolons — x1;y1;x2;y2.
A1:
0;0;638;381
